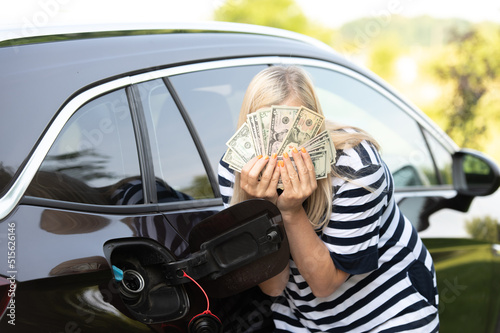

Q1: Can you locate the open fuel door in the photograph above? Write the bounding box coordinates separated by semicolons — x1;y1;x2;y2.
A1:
103;199;288;325
185;198;288;298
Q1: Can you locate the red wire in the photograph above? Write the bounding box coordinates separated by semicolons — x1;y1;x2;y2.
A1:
182;270;210;312
183;270;221;327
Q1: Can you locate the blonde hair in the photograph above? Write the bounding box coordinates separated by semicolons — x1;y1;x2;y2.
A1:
230;66;379;230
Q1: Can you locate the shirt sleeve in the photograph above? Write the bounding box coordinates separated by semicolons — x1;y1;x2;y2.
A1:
218;157;235;208
321;142;388;275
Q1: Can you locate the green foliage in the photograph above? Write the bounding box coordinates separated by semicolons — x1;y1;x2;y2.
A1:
465;215;500;243
463;155;491;175
432;26;500;149
366;37;401;79
338;16;472;49
213;0;335;44
330;16;500;160
181;175;213;199
214;1;500;161
215;0;306;30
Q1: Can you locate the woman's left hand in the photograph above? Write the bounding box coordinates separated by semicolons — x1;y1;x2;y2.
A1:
240;154;280;204
277;147;317;217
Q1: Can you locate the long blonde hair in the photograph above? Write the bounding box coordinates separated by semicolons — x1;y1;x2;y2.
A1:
230;66;379;230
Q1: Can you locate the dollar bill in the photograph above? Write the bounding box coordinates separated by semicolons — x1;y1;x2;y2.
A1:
301;129;329;148
256;107;272;156
277;106;324;156
309;149;329;179
247;113;263;156
267;105;299;155
225;122;256;163
224;105;336;186
222;148;245;172
301;130;336;166
323;132;336;166
275;148;329;188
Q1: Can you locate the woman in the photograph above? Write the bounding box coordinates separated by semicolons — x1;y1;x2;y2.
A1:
218;66;439;332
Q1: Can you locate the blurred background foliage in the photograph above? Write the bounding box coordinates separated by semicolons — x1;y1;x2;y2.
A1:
214;0;500;164
466;215;500;242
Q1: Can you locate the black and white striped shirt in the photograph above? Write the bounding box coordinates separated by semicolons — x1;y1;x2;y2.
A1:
218;140;439;332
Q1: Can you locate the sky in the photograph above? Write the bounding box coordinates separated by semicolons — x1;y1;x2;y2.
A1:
1;0;500;32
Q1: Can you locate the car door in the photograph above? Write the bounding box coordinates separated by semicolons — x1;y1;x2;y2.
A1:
0;88;173;332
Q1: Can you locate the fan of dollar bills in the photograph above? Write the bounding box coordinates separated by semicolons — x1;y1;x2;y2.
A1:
223;105;336;182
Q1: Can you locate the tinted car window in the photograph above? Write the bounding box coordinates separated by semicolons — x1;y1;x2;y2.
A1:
423;129;453;185
26;89;142;204
169;65;267;178
136;79;213;201
305;66;438;188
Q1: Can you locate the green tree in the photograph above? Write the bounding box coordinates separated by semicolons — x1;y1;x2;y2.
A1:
465;215;500;243
214;0;334;45
339;16;472;49
432;26;500;149
366;36;402;80
181;175;213;199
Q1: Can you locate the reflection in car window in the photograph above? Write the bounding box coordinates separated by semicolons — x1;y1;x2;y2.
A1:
27;89;143;205
169;65;267;179
423;129;453;185
304;66;438;188
136;79;213;201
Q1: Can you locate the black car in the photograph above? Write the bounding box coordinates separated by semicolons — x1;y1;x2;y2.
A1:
0;22;499;333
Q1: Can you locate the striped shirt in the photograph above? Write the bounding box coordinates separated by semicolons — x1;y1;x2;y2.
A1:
218;139;439;332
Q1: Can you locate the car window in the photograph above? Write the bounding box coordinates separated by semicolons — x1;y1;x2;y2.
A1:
26;89;143;205
304;66;438;188
423;129;453;185
169;65;267;179
136;79;214;201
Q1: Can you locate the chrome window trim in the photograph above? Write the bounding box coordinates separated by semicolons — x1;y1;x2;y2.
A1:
128;56;282;84
0;55;458;220
394;189;457;203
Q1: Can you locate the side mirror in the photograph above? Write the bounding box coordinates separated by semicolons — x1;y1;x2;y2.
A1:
453;149;500;197
401;150;500;232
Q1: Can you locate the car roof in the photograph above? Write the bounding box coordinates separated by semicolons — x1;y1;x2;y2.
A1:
0;21;333;49
0;22;401;195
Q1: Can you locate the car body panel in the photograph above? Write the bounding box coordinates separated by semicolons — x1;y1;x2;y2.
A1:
0;204;189;282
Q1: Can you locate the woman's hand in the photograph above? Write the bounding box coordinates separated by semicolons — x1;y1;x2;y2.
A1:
277;147;317;217
240;154;280;204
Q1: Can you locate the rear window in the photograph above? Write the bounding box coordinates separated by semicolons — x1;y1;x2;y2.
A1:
26;89;143;205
